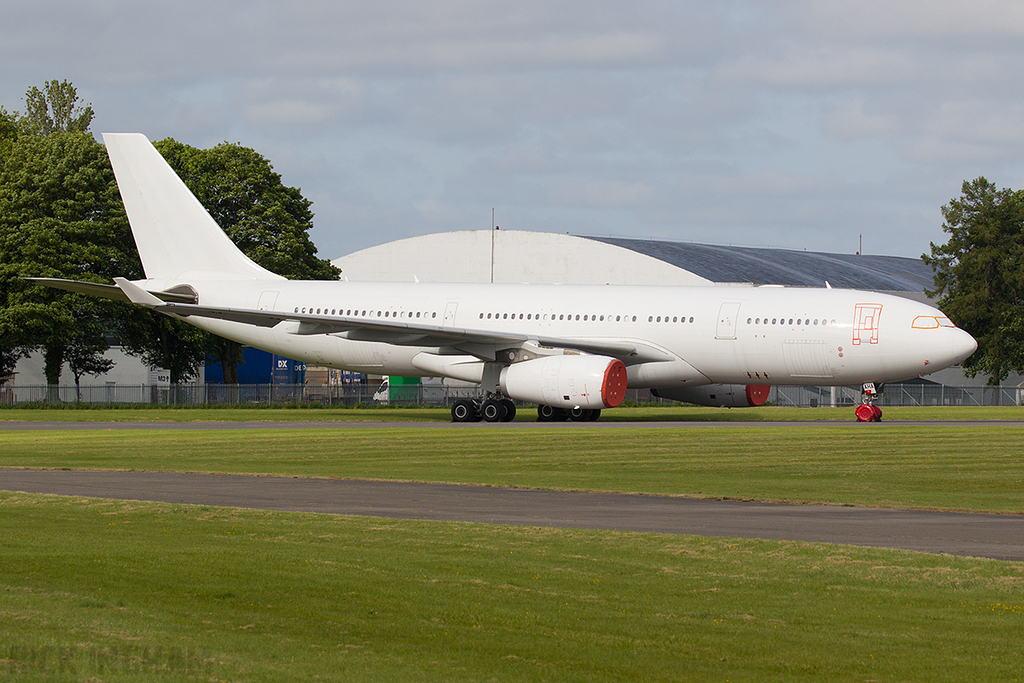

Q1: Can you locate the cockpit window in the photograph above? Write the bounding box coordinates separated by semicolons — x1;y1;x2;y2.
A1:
913;315;958;329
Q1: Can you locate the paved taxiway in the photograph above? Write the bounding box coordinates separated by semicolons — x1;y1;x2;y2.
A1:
3;469;1022;561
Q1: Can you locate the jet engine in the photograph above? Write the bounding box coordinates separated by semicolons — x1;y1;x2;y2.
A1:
652;384;770;408
499;355;627;409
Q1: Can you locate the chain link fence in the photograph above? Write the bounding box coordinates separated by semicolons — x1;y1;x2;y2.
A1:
2;382;1021;407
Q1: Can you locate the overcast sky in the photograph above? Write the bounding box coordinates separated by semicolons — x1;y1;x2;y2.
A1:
5;1;1024;262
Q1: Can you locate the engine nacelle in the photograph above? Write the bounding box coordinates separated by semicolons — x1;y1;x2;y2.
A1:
652;384;770;408
499;355;628;409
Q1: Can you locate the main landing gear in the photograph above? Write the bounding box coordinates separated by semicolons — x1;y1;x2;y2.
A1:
451;397;517;423
536;404;600;422
855;382;883;422
450;399;601;422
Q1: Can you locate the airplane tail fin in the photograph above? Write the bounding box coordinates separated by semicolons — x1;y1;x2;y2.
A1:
102;133;283;282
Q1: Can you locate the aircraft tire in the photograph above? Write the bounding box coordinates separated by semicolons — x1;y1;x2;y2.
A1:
568;407;590;422
481;399;506;422
587;409;601;421
500;399;516;422
451;399;478;423
537;404;557;421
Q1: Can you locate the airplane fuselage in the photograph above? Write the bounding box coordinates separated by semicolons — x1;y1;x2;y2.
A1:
163;278;975;390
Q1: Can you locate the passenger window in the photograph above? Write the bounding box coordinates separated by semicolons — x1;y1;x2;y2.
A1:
432;312;437;318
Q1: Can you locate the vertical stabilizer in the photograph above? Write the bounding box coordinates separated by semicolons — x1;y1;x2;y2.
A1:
103;133;283;282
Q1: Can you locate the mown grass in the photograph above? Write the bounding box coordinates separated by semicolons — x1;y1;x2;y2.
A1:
2;425;1023;512
2;404;1023;422
2;493;1022;682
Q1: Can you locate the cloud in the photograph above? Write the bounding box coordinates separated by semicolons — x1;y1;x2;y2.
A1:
6;0;1024;260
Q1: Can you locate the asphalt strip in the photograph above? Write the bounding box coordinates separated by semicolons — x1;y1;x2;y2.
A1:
2;469;1022;562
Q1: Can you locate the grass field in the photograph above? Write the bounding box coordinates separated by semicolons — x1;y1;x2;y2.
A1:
2;404;1024;422
2;408;1023;680
2;493;1022;682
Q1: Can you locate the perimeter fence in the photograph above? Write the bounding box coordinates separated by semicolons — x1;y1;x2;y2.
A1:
1;382;1021;408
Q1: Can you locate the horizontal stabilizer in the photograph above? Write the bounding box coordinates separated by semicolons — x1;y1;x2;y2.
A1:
26;277;198;304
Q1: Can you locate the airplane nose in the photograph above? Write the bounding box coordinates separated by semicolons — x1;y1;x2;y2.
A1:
950;327;978;365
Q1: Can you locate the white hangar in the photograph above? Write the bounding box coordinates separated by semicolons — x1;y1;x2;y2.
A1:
331;230;934;301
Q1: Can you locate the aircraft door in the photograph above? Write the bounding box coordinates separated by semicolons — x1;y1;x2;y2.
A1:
258;291;279;311
716;302;741;340
443;302;458;327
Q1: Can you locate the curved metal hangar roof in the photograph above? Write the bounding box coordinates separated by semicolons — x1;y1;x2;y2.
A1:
332;230;935;294
587;236;934;292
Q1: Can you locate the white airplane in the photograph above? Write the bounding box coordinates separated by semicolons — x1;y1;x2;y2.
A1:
35;133;977;422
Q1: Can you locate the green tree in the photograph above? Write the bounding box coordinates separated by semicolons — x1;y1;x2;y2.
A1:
0;130;138;388
154;138;340;383
64;310;116;400
0;107;16;165
923;177;1024;383
115;311;207;387
19;79;94;136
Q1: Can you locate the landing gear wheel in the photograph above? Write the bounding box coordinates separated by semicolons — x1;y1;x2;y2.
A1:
568;407;591;422
451;399;478;423
481;398;507;422
587;409;601;421
537;404;557;421
500;399;516;422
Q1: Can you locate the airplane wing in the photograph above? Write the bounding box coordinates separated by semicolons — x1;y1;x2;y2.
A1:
30;277;674;364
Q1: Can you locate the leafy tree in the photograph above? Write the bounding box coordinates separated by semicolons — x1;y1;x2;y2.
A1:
0;107;16;166
115;310;207;386
0;131;137;388
923;177;1024;383
154;138;340;383
64;311;116;400
19;80;94;135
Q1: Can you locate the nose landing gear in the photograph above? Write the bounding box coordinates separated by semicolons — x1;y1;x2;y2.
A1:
855;383;883;422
